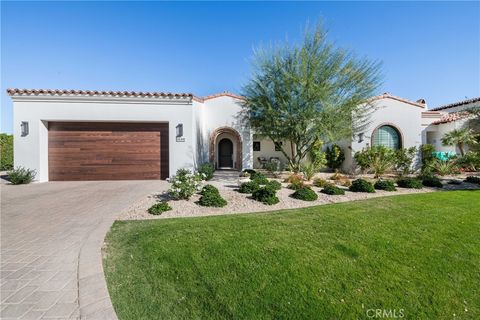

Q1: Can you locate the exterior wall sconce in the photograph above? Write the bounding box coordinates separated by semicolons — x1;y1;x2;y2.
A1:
357;132;364;143
176;124;185;142
21;121;29;137
176;124;183;137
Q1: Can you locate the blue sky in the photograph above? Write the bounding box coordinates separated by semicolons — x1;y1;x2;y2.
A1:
1;1;479;133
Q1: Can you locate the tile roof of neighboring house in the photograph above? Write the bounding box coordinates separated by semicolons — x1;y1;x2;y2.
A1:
6;88;193;99
369;92;426;108
432;111;472;125
193;92;245;103
429;97;480;111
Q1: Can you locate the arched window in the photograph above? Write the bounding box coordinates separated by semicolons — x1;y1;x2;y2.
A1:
372;125;401;149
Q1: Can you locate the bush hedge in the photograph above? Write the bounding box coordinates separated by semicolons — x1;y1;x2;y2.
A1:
320;183;345;195
349;179;375;193
397;177;423;189
0;134;13;170
252;186;279;205
421;176;443;188
198;184;227;207
8;167;36;185
374;179;397;191
238;181;260;194
148;201;172;215
291;187;318;201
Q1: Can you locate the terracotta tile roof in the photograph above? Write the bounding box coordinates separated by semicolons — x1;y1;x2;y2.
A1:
369;92;426;108
6;88;193;99
432;111;472;125
430;97;480;111
193;91;245;102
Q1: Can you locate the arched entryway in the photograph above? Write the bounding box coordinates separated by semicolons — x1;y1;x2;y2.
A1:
210;127;242;170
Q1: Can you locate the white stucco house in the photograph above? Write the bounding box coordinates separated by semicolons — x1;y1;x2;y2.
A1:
7;88;479;182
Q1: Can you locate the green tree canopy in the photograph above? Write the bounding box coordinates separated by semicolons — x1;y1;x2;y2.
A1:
241;24;382;171
441;128;478;156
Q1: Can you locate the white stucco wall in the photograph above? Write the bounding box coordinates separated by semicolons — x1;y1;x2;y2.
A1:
200;96;253;169
12;95;195;182
252;137;293;169
344;97;424;171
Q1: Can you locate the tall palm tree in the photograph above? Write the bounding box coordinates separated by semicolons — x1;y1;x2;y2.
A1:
441;128;478;156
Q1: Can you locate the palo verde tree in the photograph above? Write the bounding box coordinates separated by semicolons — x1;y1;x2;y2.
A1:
241;24;382;171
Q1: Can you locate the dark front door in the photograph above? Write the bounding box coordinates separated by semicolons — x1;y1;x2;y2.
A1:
218;138;233;168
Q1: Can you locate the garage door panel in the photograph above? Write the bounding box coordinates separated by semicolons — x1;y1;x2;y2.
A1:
48;122;169;181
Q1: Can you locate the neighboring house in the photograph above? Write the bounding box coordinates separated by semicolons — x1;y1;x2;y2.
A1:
422;97;480;154
7;89;479;182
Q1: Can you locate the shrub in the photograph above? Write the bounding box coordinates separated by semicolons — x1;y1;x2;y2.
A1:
336;178;352;188
309;140;327;169
198;184;227;207
292;187;318;201
301;163;318;181
288;180;305;190
168;169;203;200
284;173;304;183
420;144;435;174
349;179;375;193
374;179;397;191
313;178;328;187
395;147;417;176
148;201;172;215
200;184;218;196
266;180;282;191
465;176;480;184
455;152;480;172
429;159;458;176
0;134;13;170
264;160;282;178
252;187;279;205
397;177;423;189
7;167;36;185
325;144;345;170
421;176;443;188
242;169;256;177
251;172;269;185
197;163;215;180
238;181;260;194
354;146;396;178
329;172;347;181
321;183;345;195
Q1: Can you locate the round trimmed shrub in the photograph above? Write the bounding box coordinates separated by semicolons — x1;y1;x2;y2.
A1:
238;181;260;194
465;176;480;184
198;184;227;207
374;179;397;191
267;180;282;191
397;177;423;189
292;187;318;201
148;201;172;215
252;187;279;205
349;179;375;193
251;172;269;185
321;183;345;195
421;176;443;188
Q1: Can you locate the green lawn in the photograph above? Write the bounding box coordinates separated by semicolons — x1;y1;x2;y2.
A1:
104;191;480;319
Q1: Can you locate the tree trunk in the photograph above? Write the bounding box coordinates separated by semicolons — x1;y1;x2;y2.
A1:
458;142;464;156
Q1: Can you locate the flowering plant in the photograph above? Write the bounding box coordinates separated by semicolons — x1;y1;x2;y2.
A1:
168;168;204;200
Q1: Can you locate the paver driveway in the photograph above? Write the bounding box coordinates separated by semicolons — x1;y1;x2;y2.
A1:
1;180;167;319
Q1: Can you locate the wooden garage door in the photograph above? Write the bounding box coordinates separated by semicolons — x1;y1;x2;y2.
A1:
48;122;169;181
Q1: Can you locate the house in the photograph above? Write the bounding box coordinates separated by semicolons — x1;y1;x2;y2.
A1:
7;88;479;182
